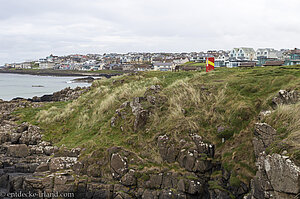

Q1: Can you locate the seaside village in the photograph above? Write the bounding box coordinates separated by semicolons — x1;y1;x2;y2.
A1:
2;47;300;71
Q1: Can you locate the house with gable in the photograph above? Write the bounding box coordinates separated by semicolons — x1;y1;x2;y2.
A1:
228;47;257;67
256;48;283;66
229;47;256;61
286;48;300;65
153;62;175;71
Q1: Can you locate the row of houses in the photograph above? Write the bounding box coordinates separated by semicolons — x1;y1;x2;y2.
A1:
3;48;300;71
216;48;300;68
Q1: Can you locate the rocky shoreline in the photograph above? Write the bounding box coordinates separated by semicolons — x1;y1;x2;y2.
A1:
0;87;300;198
0;68;122;78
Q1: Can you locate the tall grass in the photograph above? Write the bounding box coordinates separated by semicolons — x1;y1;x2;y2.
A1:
14;66;300;183
264;102;300;160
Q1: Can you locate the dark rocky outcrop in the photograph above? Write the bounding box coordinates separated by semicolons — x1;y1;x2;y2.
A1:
253;123;277;157
110;85;164;132
248;153;300;199
248;94;300;199
72;76;96;83
29;86;89;102
130;97;150;132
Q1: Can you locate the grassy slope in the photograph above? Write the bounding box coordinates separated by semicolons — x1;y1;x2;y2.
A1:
14;65;300;184
180;61;206;68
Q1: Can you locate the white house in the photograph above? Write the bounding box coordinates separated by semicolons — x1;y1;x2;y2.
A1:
153;62;175;71
256;48;282;59
39;62;55;69
21;62;32;69
230;47;256;61
173;58;189;65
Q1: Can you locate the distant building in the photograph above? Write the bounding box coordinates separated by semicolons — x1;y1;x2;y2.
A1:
21;62;32;69
173;58;189;65
229;47;256;61
39;62;55;69
13;63;22;69
215;53;229;67
133;64;153;71
263;60;285;66
153;62;175;71
227;60;256;68
256;48;282;66
286;48;300;65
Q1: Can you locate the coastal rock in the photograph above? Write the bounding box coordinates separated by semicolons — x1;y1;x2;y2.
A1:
0;133;9;144
53;173;76;193
145;173;163;189
263;154;300;194
19;125;42;145
110;153;128;178
258;110;272;121
29;145;45;155
35;162;49;172
250;153;300;198
157;135;179;163
54;146;81;157
30;86;88;102
209;189;232;199
7;144;29;158
10;133;21;144
86;183;114;199
272;90;299;107
253;123;277;156
121;169;137;186
190;133;215;157
16;123;29;133
8;176;24;192
133;109;149;131
144;85;161;104
72;76;95;83
130;97;149;131
177;178;203;195
87;164;102;177
44;146;58;156
49;157;78;172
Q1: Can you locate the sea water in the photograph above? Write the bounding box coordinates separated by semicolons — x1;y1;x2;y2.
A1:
0;73;91;101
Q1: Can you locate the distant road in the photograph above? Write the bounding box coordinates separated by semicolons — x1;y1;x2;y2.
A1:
0;68;125;78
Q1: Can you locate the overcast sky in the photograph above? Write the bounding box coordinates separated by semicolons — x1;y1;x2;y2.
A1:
0;0;299;65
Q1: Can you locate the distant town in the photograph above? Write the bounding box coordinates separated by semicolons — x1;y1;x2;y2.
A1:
1;47;300;72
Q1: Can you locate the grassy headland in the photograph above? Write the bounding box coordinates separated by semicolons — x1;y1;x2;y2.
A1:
14;65;300;184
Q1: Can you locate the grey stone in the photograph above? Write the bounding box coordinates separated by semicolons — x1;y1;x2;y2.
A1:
35;162;49;172
110;153;128;178
121;169;137;186
157;135;179;163
253;123;277;156
49;157;78;172
263;154;300;194
272;90;299;107
7;144;29;158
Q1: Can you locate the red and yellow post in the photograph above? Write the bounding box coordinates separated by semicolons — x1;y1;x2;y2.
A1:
206;57;215;72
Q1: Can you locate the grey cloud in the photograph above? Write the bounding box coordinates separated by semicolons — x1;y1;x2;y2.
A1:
0;0;300;64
